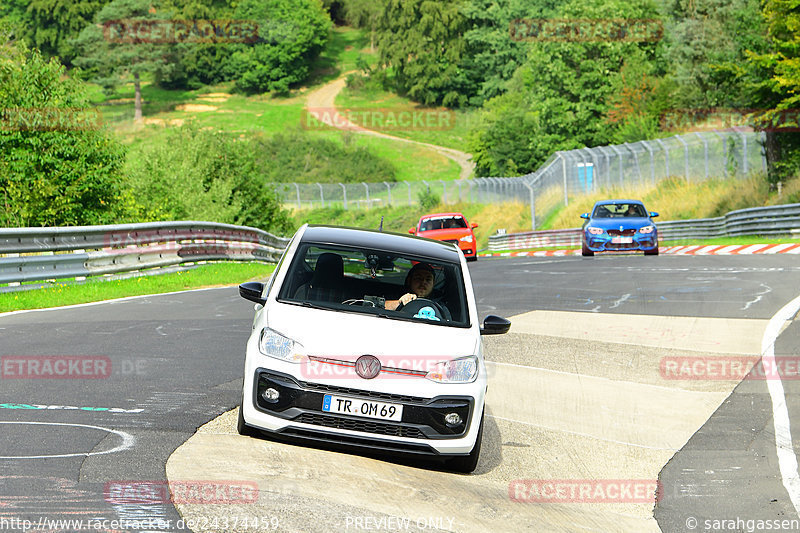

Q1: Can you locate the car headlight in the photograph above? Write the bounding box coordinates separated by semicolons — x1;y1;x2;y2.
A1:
587;227;604;235
639;225;655;234
426;356;478;383
258;328;304;363
459;235;474;243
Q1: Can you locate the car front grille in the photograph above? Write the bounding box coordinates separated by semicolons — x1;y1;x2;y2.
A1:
607;229;637;237
297;379;427;405
296;412;427;439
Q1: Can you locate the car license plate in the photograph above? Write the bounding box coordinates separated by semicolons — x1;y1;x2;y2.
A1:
611;237;633;244
322;394;403;422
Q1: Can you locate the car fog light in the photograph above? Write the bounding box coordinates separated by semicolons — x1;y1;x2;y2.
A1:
262;388;280;403
445;413;462;426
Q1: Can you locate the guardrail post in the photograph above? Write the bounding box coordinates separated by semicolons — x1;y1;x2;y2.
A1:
675;134;690;181
340;183;347;209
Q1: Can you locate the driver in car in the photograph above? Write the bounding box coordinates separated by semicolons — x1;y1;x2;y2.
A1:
386;262;442;313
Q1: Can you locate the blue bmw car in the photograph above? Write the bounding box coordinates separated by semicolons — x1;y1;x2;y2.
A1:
580;200;659;256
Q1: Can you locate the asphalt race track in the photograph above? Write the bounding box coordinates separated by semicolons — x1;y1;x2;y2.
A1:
2;253;800;532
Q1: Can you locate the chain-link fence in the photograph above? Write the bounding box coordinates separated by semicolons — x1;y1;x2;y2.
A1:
270;129;767;229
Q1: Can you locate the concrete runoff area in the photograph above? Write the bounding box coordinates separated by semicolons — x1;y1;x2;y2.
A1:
166;310;764;532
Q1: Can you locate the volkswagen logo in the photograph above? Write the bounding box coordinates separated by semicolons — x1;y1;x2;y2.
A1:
355;355;381;379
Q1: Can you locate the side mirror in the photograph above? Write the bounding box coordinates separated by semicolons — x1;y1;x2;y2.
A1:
580;213;589;219
408;227;416;234
239;281;266;305
471;222;478;229
650;212;659;218
480;315;511;335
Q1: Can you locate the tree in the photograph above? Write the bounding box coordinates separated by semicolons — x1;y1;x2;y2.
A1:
342;0;382;51
227;0;331;94
375;0;468;107
73;0;169;122
0;26;126;226
468;0;664;175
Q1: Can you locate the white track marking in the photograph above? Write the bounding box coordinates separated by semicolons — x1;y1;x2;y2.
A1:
762;293;800;516
0;421;135;459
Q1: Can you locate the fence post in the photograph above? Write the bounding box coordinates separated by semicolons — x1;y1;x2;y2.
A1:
712;130;727;178
739;130;748;174
294;183;301;209
523;181;536;230
655;138;670;178
403;180;411;205
640;141;656;185
457;181;462;202
363;182;370;207
558;153;569;206
340;183;347;209
694;132;709;180
383;181;392;205
675;134;690;181
440;180;447;204
608;145;624;186
316;183;325;207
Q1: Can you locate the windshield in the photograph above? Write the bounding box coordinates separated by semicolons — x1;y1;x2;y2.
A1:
277;243;470;327
592;203;647;218
419;216;468;231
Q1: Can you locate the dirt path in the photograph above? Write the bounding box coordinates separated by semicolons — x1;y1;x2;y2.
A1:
305;77;475;179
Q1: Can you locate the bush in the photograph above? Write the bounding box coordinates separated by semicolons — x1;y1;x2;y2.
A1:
123;125;291;234
417;187;441;210
251;131;396;183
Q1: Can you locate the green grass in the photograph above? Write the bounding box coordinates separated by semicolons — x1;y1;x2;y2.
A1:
0;262;276;312
336;84;478;152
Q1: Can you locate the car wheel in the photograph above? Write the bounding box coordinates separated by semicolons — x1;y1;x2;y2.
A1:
644;247;659;256
446;413;484;474
581;242;594;257
236;397;260;438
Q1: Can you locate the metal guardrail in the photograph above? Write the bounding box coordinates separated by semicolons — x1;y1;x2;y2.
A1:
0;221;290;285
487;203;800;250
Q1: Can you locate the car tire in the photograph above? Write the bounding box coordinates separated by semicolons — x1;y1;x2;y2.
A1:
446;413;484;474
467;254;477;262
644;247;659;256
581;242;594;257
236;397;260;438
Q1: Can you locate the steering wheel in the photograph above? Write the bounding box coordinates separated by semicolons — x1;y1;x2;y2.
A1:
396;298;445;321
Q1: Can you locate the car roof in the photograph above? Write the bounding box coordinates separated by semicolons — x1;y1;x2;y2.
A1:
419;212;465;220
592;199;644;206
300;225;462;262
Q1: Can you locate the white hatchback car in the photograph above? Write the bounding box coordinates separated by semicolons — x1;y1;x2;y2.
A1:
237;225;510;472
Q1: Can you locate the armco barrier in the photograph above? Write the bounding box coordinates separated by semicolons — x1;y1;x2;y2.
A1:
0;221;289;285
488;203;800;250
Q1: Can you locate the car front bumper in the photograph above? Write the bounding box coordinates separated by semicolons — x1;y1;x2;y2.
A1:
584;232;658;252
242;368;484;456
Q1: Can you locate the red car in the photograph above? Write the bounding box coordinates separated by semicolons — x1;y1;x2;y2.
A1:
409;212;479;261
